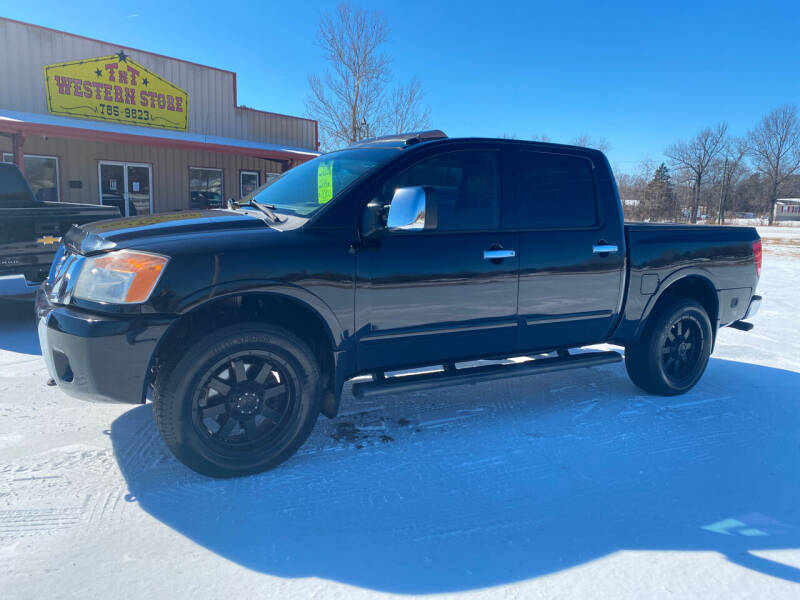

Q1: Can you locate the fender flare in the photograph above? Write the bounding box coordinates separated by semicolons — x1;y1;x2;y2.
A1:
632;266;718;341
174;278;346;346
140;279;349;404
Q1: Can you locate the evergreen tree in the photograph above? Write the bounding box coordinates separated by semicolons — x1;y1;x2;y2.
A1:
645;163;677;221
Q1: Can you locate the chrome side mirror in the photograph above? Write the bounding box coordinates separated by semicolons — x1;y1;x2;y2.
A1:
386;186;436;231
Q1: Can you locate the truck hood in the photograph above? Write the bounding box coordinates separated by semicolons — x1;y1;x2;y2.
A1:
65;209;268;255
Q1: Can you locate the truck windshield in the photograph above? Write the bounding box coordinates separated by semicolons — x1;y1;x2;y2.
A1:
245;147;401;218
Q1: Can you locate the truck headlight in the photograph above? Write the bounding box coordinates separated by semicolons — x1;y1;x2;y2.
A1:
74;249;169;304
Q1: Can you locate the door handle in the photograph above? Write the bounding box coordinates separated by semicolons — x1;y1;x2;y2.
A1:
592;244;619;254
483;249;516;260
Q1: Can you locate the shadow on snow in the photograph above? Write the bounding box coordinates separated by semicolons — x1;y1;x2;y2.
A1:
104;357;800;592
0;300;40;356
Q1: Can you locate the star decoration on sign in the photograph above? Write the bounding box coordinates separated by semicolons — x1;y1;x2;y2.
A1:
142;77;149;86
116;50;128;62
95;68;102;77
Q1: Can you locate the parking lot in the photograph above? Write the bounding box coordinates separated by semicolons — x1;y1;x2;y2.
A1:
1;232;798;599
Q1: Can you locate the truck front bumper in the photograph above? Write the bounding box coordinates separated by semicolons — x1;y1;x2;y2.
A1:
36;284;175;404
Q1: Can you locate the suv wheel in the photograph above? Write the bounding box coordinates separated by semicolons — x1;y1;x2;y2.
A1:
624;298;713;396
154;323;321;477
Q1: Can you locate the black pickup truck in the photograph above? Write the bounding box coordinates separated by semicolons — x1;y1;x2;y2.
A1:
36;132;762;477
0;162;119;299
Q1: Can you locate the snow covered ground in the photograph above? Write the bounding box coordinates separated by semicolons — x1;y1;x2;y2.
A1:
0;230;798;599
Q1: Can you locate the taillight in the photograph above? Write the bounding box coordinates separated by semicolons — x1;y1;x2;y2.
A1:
752;239;762;278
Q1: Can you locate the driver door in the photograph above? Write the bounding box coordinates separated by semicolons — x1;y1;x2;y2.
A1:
354;147;519;372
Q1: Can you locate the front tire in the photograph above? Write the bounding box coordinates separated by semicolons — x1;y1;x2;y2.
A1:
625;298;713;396
154;323;321;477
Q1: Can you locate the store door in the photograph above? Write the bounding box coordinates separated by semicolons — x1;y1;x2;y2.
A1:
98;162;153;217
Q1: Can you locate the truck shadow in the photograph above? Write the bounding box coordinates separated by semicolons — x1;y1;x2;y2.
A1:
0;300;40;355
110;357;800;593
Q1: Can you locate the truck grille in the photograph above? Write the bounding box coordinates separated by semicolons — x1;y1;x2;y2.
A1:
48;247;84;304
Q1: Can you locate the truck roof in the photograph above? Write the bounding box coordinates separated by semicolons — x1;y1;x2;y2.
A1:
346;130;449;149
346;131;607;156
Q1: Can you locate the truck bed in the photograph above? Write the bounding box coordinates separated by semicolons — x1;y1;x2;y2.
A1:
611;222;760;342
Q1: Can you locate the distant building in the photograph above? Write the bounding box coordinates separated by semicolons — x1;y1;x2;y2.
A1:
622;198;640;207
775;199;800;221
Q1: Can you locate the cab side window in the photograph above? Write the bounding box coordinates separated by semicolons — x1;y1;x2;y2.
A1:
382;150;501;231
512;151;597;228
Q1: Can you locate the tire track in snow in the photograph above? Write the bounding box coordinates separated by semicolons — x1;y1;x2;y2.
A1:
0;444;133;539
85;488;128;527
113;417;171;474
0;506;84;538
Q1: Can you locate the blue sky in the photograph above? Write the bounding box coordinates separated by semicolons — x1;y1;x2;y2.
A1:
3;0;799;170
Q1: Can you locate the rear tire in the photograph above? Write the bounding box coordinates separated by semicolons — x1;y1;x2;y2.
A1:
154;323;321;477
625;298;713;396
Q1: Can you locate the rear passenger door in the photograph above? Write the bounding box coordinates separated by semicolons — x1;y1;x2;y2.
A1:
508;149;624;352
355;146;519;372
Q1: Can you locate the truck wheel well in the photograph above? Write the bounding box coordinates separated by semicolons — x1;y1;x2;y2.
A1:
150;294;335;411
648;276;719;336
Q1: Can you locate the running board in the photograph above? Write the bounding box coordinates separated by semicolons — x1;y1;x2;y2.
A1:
350;350;622;399
728;320;754;332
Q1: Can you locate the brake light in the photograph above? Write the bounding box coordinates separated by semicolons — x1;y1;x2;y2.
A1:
752;239;762;278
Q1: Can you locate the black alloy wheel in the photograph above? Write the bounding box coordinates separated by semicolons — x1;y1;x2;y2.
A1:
192;351;294;452
624;298;713;396
660;315;703;385
154;323;321;478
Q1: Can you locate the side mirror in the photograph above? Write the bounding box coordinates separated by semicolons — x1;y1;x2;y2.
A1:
386;186;436;231
361;197;385;238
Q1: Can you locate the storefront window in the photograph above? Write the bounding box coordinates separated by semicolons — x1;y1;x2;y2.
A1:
240;170;260;198
189;167;224;209
2;153;60;202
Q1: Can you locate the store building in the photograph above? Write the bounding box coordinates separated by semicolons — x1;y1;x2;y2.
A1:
0;17;318;216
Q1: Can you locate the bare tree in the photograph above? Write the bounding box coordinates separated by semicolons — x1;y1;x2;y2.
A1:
615;170;646;221
571;134;611;153
306;3;430;150
385;77;430;135
712;138;749;223
747;104;800;224
665;123;728;223
529;133;609;152
615;159;657;221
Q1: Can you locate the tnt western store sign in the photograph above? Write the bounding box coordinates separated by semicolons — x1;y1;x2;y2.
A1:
0;17;318;216
45;52;189;131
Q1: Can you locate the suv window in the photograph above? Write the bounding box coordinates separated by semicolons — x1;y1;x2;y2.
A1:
512;151;596;229
383;149;500;231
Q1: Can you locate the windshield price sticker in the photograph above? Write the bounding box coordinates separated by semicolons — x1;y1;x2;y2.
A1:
317;161;333;204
